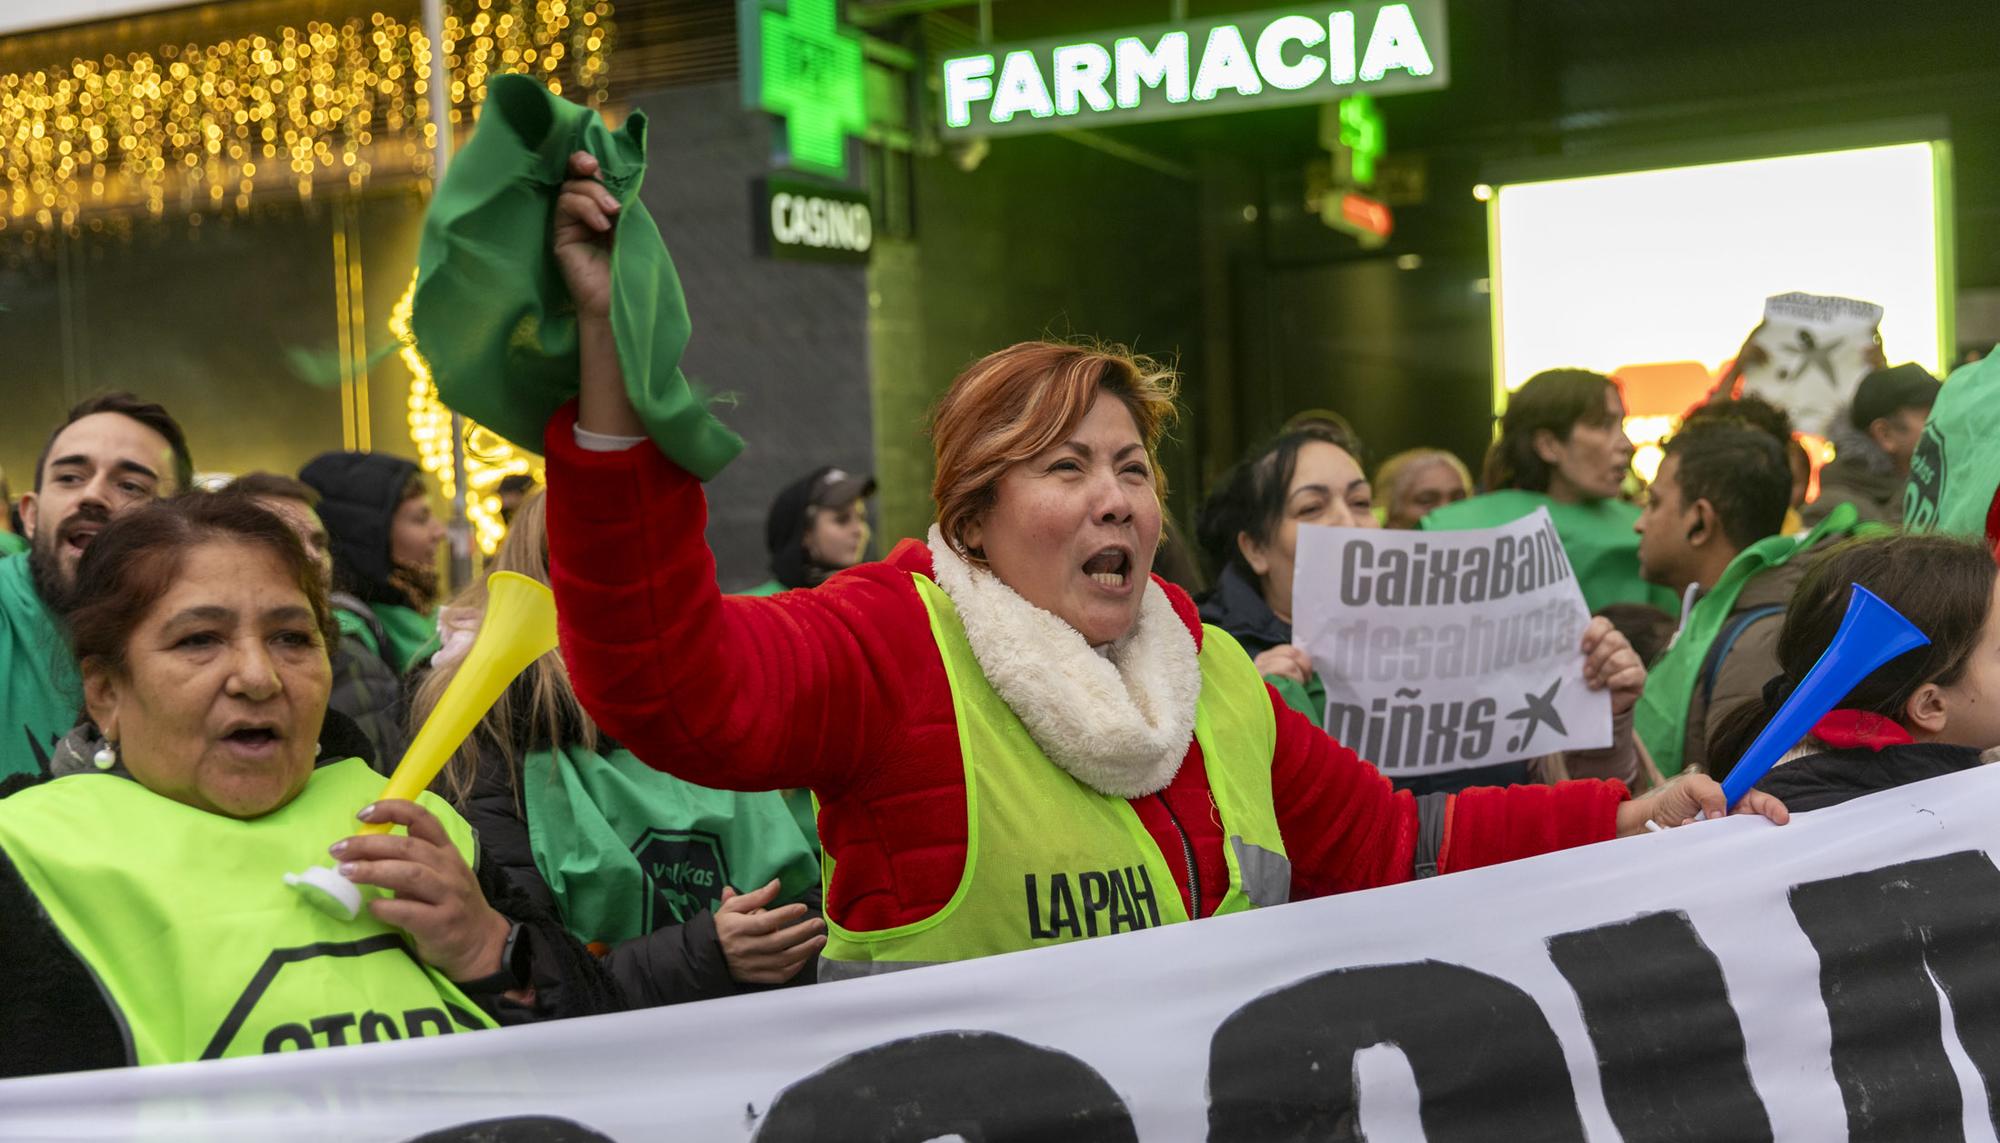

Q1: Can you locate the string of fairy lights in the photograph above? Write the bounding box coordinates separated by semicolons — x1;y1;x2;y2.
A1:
1;0;611;229
1;1;603;554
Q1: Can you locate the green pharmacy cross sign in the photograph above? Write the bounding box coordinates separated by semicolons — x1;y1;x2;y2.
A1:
738;0;867;179
939;0;1446;139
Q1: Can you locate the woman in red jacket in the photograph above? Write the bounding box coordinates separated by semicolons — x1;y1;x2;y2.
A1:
544;153;1786;978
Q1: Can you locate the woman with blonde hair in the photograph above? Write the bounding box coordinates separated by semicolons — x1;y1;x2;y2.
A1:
530;151;1786;979
412;490;824;1003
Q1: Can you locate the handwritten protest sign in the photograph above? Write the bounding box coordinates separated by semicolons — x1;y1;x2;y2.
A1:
1739;291;1885;437
1292;507;1611;775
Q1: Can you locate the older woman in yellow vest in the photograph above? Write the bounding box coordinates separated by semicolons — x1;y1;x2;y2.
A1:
530;152;1787;981
0;493;621;1078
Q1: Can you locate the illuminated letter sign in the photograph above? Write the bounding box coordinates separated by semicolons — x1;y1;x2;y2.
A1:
752;176;874;264
939;0;1446;138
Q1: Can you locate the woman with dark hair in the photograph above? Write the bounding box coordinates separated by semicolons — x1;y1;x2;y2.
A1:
741;466;876;596
299;452;449;674
1197;426;1652;795
417;490;825;1004
0;495;620;1077
1422;369;1678;614
1714;534;2000;810
513;150;1779;983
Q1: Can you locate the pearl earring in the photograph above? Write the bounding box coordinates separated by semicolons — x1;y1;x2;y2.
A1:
92;742;118;771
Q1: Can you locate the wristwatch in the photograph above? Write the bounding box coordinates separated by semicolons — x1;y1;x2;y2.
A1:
458;920;531;992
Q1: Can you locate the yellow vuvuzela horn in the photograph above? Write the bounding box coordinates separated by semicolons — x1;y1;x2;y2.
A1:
286;571;560;919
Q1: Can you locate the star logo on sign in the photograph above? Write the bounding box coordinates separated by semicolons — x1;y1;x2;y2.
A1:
1777;329;1847;388
751;0;868;178
1505;678;1569;754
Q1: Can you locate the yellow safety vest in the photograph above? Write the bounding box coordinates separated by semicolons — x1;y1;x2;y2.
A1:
820;575;1287;979
0;758;496;1064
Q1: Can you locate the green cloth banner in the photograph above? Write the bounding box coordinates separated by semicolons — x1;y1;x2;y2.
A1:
1906;351;2000;548
522;744;820;946
411;74;742;478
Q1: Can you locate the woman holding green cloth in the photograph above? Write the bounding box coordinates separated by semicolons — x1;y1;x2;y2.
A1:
1423;369;1680;616
415;490;825;1002
0;494;620;1078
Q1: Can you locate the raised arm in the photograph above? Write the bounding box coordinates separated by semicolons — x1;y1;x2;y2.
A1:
546;151;928;799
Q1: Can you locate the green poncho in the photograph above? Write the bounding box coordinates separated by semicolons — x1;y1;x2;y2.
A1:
411;74;741;477
1906;351;2000;547
522;745;821;945
1422;490;1680;615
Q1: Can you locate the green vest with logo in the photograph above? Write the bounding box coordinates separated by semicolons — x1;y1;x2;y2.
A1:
0;758;496;1065
819;575;1288;979
521;744;822;945
1635;504;1865;777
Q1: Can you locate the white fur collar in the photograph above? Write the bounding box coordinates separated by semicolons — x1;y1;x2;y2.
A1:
927;527;1201;798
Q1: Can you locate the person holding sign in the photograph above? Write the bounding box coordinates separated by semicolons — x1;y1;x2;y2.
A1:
1201;426;1653;795
1714;533;2000;810
0;494;621;1078
527;150;1782;980
1423;369;1679;615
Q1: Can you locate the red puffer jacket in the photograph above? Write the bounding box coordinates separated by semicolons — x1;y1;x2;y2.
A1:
543;407;1628;932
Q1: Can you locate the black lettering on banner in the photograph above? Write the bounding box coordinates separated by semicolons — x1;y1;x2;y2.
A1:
1790;851;2000;1140
1548;912;1772;1142
1422;701;1462;768
1461;547;1491;603
262;1023;313;1053
1207;960;1586;1142
1426;545;1460;606
1377;549;1409;606
401;1116;616;1143
1462;698;1497;759
1341;542;1373;607
754;1031;1137;1143
1490;536;1515;599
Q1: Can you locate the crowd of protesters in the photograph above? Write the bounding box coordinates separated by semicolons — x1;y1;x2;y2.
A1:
0;143;1995;1079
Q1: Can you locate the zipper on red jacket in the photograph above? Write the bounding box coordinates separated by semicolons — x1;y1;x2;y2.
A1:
1154;793;1201;918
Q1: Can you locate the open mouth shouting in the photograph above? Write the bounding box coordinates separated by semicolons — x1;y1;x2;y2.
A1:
218;720;285;759
1082;546;1135;593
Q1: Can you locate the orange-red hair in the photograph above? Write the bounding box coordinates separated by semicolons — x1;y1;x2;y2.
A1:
930;340;1179;562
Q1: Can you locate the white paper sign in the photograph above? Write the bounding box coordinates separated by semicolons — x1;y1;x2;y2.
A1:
1291;508;1611;776
9;770;2000;1141
1739;291;1886;437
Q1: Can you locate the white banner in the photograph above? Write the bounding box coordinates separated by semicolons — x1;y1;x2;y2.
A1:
9;769;2000;1140
1292;508;1611;775
1740;291;1886;438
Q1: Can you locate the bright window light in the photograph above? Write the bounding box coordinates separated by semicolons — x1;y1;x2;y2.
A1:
1489;142;1950;418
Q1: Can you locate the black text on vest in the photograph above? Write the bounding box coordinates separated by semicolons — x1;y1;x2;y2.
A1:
1024;867;1162;940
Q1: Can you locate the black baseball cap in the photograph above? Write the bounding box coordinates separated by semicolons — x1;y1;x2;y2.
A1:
1849;363;1941;432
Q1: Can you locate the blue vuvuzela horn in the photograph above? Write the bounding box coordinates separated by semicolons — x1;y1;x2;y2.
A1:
1720;583;1929;807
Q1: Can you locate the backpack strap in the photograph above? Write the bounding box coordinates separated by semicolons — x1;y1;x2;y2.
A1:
1698;603;1787;710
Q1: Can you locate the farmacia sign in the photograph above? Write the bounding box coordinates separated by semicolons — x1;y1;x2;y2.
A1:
938;0;1447;138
